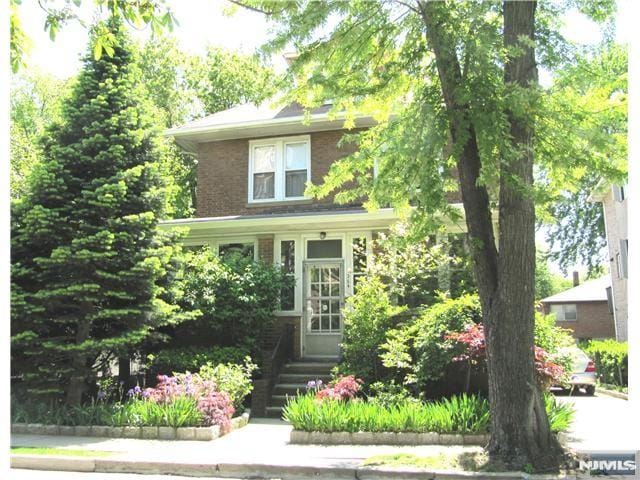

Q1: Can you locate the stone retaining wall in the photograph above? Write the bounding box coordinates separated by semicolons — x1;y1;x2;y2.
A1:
11;410;250;442
290;430;490;446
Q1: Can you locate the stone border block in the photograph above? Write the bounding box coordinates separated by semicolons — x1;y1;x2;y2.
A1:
141;426;159;439
74;425;91;437
439;433;464;445
158;426;176;440
463;434;489;446
10;408;248;442
58;426;75;436
122;426;141;439
176;427;196;440
91;426;110;437
11;423;28;434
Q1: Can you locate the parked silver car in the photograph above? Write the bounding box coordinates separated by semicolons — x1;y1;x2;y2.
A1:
558;346;597;395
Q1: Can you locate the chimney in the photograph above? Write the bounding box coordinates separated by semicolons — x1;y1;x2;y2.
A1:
572;271;580;287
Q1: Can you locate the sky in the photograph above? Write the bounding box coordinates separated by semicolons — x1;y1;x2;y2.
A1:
12;0;634;277
17;0;632;80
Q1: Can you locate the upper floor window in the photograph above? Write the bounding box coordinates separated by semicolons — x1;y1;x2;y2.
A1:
249;135;310;203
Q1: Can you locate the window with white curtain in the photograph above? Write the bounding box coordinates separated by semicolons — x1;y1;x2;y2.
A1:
249;136;310;202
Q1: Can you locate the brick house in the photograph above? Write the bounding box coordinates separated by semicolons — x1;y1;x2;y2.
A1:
540;275;616;340
163;101;465;415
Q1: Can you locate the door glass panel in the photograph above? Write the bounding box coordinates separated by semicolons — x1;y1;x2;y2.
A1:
330;300;340;314
310;317;320;330
321;300;330;313
307;240;342;259
306;264;343;333
330;268;340;282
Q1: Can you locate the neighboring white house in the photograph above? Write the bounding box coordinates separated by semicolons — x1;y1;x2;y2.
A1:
590;183;628;341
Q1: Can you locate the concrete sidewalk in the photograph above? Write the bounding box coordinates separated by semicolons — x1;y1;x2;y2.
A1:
11;418;514;479
11;418;481;468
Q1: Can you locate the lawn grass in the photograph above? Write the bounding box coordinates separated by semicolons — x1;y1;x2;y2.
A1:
364;451;489;471
10;446;113;457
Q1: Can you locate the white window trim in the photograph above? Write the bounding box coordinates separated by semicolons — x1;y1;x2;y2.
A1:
345;232;373;297
248;135;311;204
274;236;302;315
214;237;258;262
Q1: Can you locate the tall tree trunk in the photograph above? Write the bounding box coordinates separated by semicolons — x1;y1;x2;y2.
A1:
66;318;91;406
418;0;562;469
485;1;561;468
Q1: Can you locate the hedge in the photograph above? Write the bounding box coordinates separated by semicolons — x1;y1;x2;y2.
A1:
582;339;628;387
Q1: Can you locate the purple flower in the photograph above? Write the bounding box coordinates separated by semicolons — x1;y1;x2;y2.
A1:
133;385;141;394
307;380;316;390
126;388;135;397
97;390;106;400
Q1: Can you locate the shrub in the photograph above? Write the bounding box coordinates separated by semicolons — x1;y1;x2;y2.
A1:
447;324;567;389
145;346;250;377
198;357;257;409
197;391;235;429
176;250;288;352
582;339;628;387
315;375;362;401
382;296;574;392
340;276;405;384
381;294;482;388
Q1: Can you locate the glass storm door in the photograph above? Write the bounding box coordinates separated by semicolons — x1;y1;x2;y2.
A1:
303;262;343;358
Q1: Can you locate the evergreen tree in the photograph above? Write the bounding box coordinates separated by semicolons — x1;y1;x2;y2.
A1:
11;17;190;405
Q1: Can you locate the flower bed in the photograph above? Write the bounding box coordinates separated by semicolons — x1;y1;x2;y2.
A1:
284;376;574;445
11;410;250;441
11;359;257;440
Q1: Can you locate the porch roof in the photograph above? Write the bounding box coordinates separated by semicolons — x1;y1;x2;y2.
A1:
159;206;467;238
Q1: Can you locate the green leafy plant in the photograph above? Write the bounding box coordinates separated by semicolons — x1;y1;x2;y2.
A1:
175;249;288;353
198;357;257;409
582;339;628;387
146;346;250;376
544;394;575;433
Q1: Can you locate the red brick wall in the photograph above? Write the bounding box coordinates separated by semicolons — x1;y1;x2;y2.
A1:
196;130;361;218
542;301;616;340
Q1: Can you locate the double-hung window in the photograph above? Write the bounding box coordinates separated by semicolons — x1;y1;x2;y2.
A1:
249;136;310;203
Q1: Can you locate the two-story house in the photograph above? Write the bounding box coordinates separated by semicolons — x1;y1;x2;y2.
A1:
163;101;464;363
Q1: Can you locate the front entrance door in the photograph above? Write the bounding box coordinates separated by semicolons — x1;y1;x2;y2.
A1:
302;261;343;358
